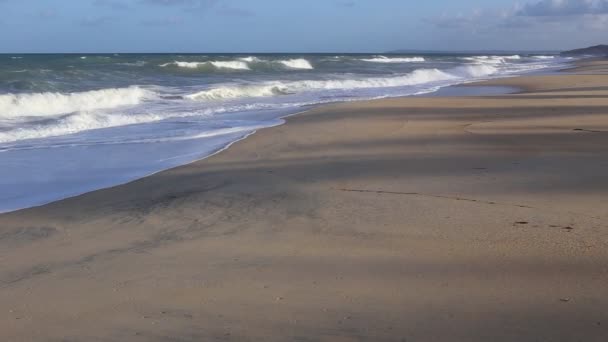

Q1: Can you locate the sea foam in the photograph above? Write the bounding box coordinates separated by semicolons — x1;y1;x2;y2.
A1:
209;61;251;70
0;87;152;119
160;61;250;70
185;65;497;101
160;58;314;71
463;55;522;65
278;58;314;69
0;111;164;143
361;56;426;63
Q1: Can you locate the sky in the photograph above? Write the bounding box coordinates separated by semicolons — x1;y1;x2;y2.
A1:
0;0;606;53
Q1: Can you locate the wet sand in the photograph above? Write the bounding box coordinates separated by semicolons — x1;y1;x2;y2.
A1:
1;60;608;341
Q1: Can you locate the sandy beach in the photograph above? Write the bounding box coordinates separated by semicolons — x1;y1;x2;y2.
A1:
1;60;608;341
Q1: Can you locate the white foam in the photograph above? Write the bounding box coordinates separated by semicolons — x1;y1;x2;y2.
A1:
209;61;251;70
463;55;522;65
239;56;262;63
450;64;498;78
119;61;147;67
186;85;289;101
361;56;426;63
160;60;250;70
0;87;152;119
533;55;555;59
160;58;314;71
278;58;314;69
160;61;204;68
185;65;498;102
0;111;167;143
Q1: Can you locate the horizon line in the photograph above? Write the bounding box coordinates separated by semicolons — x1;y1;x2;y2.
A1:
0;50;562;55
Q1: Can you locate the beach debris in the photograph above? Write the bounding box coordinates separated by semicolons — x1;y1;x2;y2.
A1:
562;226;574;231
515;221;529;225
560;298;571;302
573;128;603;133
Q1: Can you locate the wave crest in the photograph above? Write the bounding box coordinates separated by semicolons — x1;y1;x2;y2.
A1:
278;58;314;69
361;56;426;63
0;111;166;144
210;61;251;70
463;55;521;65
186;65;497;102
160;58;314;71
186;85;290;101
0;87;152;119
160;61;250;70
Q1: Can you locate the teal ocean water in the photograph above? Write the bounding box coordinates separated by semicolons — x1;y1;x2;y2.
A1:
0;53;572;212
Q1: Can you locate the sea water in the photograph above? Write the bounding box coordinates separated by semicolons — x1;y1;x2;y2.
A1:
0;53;573;212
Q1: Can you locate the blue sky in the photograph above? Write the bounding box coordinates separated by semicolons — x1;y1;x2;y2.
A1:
0;0;606;52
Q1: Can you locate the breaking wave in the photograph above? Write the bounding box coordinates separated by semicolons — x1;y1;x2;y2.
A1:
239;56;261;63
361;56;426;63
279;58;314;70
186;65;497;101
186;85;290;101
278;58;314;69
463;55;522;65
0;86;153;119
0;111;166;143
210;61;251;70
159;58;314;71
160;61;251;70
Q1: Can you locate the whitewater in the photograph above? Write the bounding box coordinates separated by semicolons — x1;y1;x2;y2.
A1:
0;53;571;212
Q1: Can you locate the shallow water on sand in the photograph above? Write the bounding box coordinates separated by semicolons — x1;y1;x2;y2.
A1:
0;53;572;212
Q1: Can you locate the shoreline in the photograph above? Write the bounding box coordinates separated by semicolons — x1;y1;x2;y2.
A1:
2;59;608;341
0;59;574;214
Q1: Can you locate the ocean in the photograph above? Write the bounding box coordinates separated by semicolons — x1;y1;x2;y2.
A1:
0;53;572;212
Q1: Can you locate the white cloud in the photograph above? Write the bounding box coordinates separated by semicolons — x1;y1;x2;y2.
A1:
428;0;608;32
518;0;608;16
423;0;608;50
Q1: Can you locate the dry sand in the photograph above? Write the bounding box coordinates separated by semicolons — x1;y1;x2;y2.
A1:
1;61;608;341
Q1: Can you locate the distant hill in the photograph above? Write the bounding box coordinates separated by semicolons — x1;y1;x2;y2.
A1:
561;45;608;56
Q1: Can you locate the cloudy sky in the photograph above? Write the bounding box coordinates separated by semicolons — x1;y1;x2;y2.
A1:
0;0;606;52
